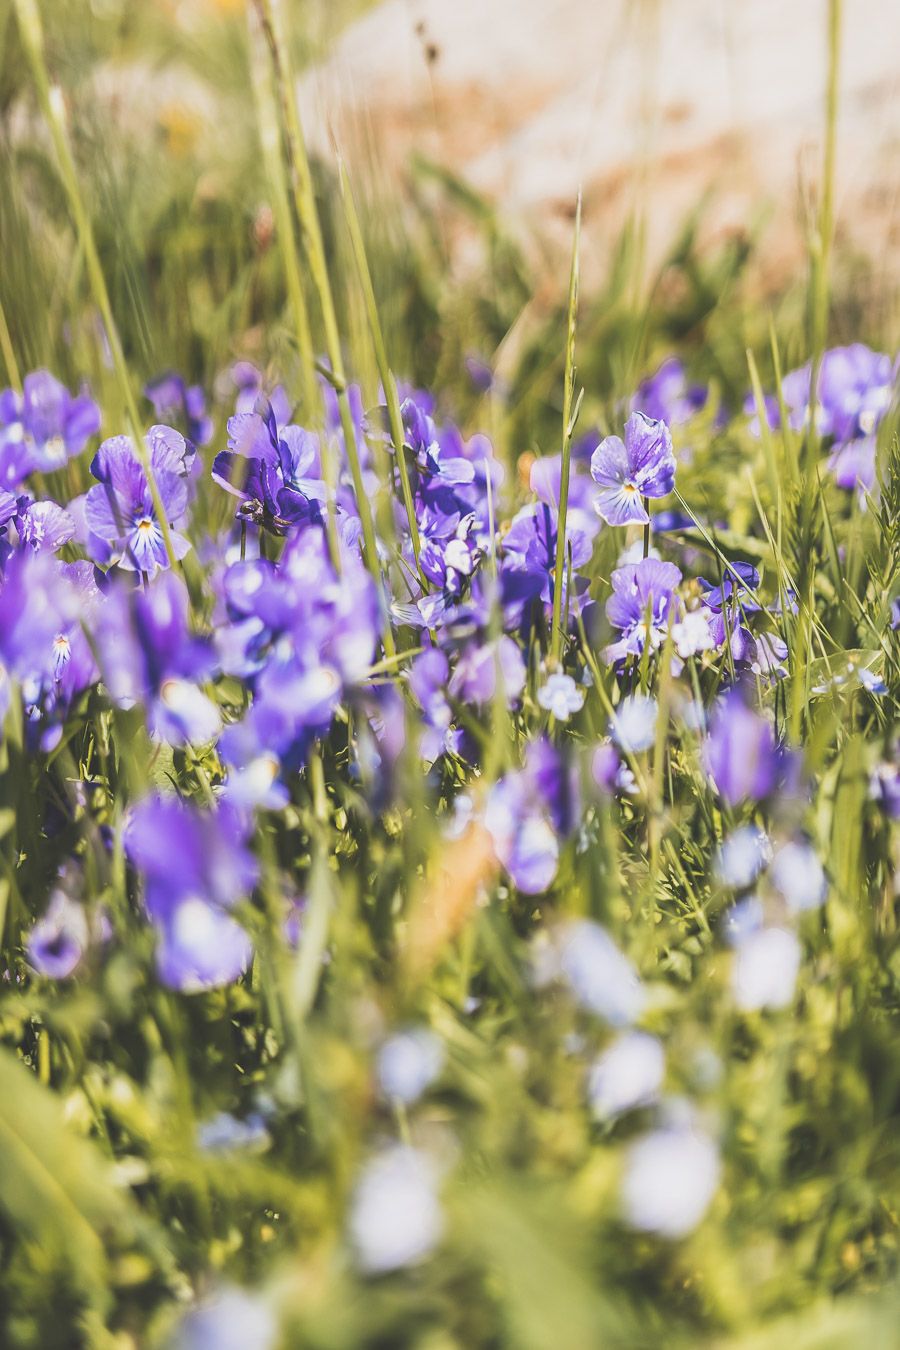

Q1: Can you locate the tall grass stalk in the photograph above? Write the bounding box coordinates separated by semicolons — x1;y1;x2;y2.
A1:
251;0;392;659
12;0;181;574
247;4;317;419
339;165;424;579
550;193;581;666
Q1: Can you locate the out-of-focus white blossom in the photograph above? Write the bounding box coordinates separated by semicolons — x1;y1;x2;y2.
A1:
350;1146;443;1274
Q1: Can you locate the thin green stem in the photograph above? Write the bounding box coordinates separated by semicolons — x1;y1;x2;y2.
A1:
0;295;21;391
251;0;393;657
339;164;423;579
550;192;581;667
247;2;316;419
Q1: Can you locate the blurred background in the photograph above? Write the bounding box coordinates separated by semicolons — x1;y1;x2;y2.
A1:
2;0;898;454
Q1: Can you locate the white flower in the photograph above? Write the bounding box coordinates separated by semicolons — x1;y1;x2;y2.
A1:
609;694;658;753
587;1032;665;1120
537;673;585;722
173;1286;277;1350
350;1146;443;1274
770;840;827;912
671;608;714;659
732;926;801;1011
377;1028;444;1105
714;825;772;889
621;1126;720;1238
617;538;661;566
551;920;645;1025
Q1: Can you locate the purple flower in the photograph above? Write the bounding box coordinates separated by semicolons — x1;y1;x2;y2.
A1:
217;531;380;771
96;572;220;746
697;561;761;664
447;635;526;710
590;412;676;526
145;371;212;447
84;426;193;573
633;358;707;427
484;739;579;893
605;557;682;663
212;403;326;534
0;549;80;687
781;344;897;442
621;1124;720;1237
27;888;89;979
703;690;778;805
827;437;876;495
530;449;602;543
126;796;258;992
14;498;74;553
485;772;560;894
871;762;900;818
1;369;100;473
501;502;592;622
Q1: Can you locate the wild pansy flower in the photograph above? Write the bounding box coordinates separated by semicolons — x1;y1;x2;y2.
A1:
697;561;762;664
485;738;578;894
870;761;900;818
588;1032;665;1120
633;357;707;427
349;1145;443;1275
417;504;482;597
485;769;560;895
590;411;676;526
534;919;645;1026
0;549;80;689
605;557;683;664
217;530;380;771
171;1287;277;1350
145;370;212;447
714;825;772;890
212;402;326;535
827;436;876;498
27;887;90;979
782;344;897;442
377;1028;444;1105
609;693;658;754
671;606;715;660
621;1122;720;1238
96;571;220;746
732;925;801;1012
770;838;827;912
83;425;193;573
501;501;592;623
530;436;603;543
447;634;526;712
407;647;457;764
13;498;75;554
0;369;100;474
126;795;258;992
537;672;584;722
703;689;778;805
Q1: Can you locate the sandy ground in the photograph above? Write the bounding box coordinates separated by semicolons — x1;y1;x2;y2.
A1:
298;0;900;298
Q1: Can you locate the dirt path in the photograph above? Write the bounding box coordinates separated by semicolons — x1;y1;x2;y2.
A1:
299;0;900;302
